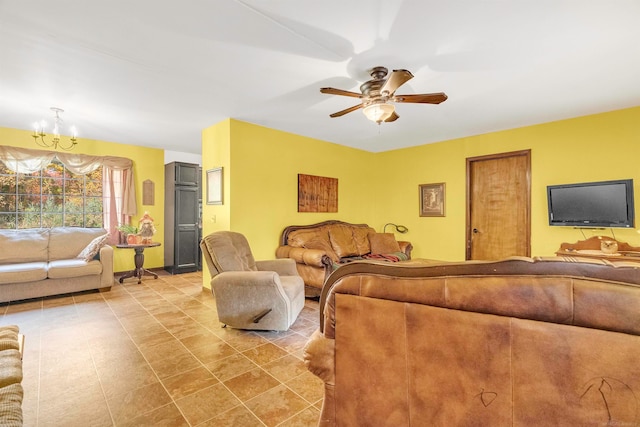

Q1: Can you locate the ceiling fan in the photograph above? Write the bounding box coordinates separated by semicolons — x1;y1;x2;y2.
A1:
320;66;447;124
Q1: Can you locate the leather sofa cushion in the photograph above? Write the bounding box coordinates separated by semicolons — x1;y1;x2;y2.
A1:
328;225;359;258
0;229;48;264
327;224;374;258
49;227;108;261
0;262;47;285
369;233;401;254
287;228;339;262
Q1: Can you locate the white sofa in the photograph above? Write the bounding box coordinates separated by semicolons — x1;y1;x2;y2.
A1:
0;227;114;303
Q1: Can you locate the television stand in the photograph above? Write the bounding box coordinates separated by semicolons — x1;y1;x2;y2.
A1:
556;236;640;262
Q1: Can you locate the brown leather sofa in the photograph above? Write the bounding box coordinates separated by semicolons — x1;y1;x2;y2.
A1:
304;257;640;426
275;220;412;297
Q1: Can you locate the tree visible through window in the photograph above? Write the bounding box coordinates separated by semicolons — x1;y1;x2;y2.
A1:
0;159;103;229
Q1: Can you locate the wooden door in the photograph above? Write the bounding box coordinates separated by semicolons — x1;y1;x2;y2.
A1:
466;150;531;260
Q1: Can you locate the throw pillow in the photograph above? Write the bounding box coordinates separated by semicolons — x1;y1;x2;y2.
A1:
77;234;109;262
369;233;401;254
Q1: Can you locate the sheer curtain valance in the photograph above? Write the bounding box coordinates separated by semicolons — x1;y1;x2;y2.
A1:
0;146;137;243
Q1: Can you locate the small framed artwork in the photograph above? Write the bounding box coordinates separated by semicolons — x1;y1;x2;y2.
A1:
419;182;446;217
206;167;223;205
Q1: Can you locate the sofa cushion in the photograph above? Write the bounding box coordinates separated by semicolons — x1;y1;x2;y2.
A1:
327;224;375;258
0;229;49;264
287;228;339;262
0;262;48;285
328;224;360;258
77;233;109;262
369;233;401;254
352;226;373;255
47;259;103;279
49;227;108;261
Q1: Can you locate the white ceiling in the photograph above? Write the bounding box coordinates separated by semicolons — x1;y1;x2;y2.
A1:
1;1;640;154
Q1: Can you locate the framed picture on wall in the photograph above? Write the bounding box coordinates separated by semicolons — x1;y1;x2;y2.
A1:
206;167;223;205
419;182;445;217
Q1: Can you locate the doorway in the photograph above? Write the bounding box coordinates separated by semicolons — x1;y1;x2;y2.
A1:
466;150;531;260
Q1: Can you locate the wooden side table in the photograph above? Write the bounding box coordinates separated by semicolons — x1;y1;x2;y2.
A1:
116;242;161;284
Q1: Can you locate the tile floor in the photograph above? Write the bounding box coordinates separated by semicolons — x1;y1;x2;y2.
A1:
0;271;323;426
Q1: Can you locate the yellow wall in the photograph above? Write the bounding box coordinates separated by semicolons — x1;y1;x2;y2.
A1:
201;106;640;284
375;106;640;259
201;119;377;259
0;127;165;272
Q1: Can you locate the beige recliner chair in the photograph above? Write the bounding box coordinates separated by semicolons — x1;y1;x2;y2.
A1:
200;231;305;331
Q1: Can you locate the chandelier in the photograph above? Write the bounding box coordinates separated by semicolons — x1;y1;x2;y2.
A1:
32;107;78;151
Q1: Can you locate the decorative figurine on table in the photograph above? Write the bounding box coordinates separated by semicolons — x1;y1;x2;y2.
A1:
138;211;156;244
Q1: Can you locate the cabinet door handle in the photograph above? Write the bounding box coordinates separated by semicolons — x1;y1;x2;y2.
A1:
472;228;480;234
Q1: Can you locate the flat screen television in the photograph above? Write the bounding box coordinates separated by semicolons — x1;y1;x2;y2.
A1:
547;179;635;228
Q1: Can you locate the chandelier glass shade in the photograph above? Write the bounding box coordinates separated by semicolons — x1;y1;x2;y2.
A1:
32;107;77;151
362;102;395;124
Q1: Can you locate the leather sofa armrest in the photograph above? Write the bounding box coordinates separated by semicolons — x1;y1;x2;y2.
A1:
256;258;299;276
304;329;335;384
276;246;333;268
304;329;336;427
398;241;413;259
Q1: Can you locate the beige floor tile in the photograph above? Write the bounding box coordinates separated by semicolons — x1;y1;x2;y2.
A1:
161;366;220;400
245;384;310;427
118;403;189;427
223;367;280;401
10;271;322;426
206;353;258;381
195;404;264;427
278;406;321;427
107;382;172;425
243;342;290;366
174;383;241;426
263;354;309;383
285;371;325;404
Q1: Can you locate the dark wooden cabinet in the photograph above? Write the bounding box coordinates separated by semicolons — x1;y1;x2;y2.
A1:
164;162;201;274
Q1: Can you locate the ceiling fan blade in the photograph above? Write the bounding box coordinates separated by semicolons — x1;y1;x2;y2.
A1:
384;111;400;122
393;92;448;104
320;87;363;98
329;103;363;118
380;69;414;96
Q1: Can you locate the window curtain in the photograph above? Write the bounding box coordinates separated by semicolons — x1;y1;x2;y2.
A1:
0;146;137;243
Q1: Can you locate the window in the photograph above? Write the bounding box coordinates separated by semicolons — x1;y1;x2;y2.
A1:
0;159;103;229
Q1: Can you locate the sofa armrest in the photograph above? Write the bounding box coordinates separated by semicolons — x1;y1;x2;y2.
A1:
276;246;333;269
256;258;299;276
304;329;335;384
211;270;284;289
304;329;336;427
99;245;114;288
398;241;413;259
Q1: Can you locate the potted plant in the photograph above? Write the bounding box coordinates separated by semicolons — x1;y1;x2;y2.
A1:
117;224;139;244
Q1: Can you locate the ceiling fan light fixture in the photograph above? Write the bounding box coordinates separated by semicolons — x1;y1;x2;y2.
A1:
363;102;395;124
